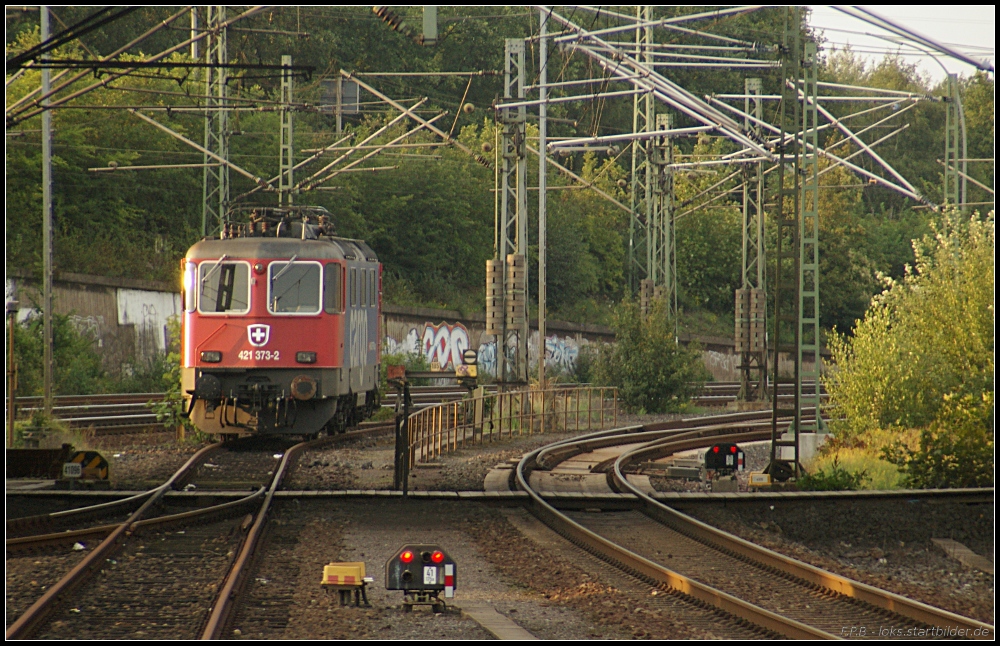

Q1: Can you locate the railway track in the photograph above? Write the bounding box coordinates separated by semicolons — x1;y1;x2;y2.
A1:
513;419;994;639
5;423;395;640
9;406;988;639
11;382;825;437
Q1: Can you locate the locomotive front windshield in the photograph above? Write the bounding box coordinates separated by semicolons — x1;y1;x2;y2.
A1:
269;261;321;314
198;261;250;314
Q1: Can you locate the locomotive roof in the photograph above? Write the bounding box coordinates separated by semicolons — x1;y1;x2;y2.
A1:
186;236;378;262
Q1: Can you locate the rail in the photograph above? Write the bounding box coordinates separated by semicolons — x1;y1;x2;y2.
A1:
407;385;617;467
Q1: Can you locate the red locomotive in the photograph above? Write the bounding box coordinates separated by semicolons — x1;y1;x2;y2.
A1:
180;206;381;438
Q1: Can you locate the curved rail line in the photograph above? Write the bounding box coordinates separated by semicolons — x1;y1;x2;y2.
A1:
7;490;156;538
6;441;220;639
609;435;994;636
6;423;395;640
516;436;827;638
516;419;994;639
200;421;395;639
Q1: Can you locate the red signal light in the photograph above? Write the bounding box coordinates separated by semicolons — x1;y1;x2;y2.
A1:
713;446;720;453
400;550;414;563
431;551;444;564
730;446;737;454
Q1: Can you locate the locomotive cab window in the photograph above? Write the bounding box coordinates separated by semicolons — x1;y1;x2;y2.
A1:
324;263;344;313
268;261;322;314
198;260;250;314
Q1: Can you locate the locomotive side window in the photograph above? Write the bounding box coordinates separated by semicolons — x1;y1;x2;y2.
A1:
349;268;357;307
198;260;250;314
324;264;344;313
268;261;322;314
368;270;376;309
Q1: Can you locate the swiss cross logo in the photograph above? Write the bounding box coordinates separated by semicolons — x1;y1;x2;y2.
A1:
247;324;271;347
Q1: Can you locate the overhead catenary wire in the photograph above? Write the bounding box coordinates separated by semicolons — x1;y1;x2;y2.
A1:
6;6;191;117
707;95;929;205
831;5;994;73
7;7;267;127
542;9;772;159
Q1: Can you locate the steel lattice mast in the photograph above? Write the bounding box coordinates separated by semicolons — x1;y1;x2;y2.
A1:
736;77;768;403
202;6;229;235
488;39;529;385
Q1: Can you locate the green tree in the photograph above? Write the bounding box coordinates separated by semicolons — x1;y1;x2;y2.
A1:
10;312;107;396
825;210;994;487
541;151;628;319
674;136;742;316
593;300;708;413
881;393;994;488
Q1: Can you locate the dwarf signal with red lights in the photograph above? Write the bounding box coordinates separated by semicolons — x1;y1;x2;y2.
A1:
705;443;745;474
385;544;456;612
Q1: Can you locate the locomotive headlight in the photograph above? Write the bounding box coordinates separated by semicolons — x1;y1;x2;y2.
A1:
296;351;317;363
200;351;222;363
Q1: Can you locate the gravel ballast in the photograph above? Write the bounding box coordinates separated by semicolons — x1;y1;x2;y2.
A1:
676;497;994;624
229;498;626;640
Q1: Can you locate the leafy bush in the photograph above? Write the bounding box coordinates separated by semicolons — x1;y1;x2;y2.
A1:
149;316;196;438
798;456;869;491
807;444;905;490
593;299;708;413
572;344;598;384
826;211;994;439
380;350;431;391
113;353;172;394
824;210;994;488
9;311;107;396
881;393;994;489
12;410;73;447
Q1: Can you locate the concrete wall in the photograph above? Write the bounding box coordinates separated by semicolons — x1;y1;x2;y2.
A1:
6;271;180;375
5;271;821;382
382;305;614;378
381;306;821;381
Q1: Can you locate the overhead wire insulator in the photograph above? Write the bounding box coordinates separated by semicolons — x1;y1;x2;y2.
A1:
372;6;414;40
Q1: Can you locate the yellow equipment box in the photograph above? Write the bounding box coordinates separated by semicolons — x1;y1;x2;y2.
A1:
748;472;772;487
321;562;372;607
322;562;366;586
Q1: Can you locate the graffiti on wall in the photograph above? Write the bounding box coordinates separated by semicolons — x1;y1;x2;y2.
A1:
384;322;472;370
476;340;497;375
422;322;470;370
116;288;181;357
383;322;586;377
67;315;106;347
383;327;420;356
545;335;580;373
703;350;739;382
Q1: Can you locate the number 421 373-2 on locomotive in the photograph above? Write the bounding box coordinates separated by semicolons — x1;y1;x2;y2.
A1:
180;206;381;439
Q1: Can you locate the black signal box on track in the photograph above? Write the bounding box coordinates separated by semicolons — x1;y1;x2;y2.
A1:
705;443;744;474
386;544;456;611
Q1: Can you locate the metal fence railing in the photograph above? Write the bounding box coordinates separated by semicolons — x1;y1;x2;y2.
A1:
406;386;618;466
